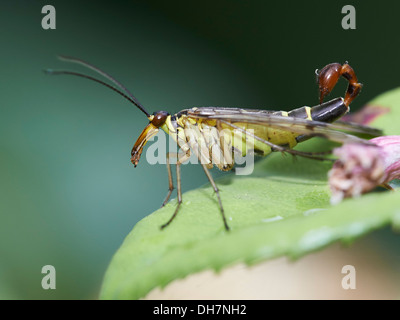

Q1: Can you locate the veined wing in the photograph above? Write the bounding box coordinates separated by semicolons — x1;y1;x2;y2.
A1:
332;120;383;136
186;107;382;145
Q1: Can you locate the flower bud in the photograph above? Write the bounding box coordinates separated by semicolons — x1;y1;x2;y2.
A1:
329;136;400;204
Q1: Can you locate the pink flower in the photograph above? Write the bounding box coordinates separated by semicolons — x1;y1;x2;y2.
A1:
341;104;390;126
329;136;400;204
371;136;400;182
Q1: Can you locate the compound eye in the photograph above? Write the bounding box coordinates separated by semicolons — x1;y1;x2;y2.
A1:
151;111;169;127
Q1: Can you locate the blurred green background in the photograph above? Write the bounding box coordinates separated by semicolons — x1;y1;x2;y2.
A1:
1;0;400;299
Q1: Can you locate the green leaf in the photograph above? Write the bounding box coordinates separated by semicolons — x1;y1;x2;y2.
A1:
100;88;400;300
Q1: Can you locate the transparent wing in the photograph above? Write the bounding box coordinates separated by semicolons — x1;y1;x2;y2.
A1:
186;107;382;145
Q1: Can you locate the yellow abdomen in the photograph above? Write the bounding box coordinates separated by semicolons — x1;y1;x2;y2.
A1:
221;121;299;156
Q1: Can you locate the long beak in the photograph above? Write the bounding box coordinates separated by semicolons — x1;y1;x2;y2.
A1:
131;123;159;167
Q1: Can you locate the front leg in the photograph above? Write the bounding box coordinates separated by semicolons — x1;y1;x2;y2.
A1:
161;153;175;207
160;150;191;229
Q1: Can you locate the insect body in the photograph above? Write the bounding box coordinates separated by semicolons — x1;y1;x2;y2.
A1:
46;57;381;231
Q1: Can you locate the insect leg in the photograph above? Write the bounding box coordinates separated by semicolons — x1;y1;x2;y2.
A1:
160;151;191;229
160;161;182;229
200;163;230;231
161;153;175;207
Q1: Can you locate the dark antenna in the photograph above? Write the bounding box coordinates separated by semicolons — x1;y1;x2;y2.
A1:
45;56;151;117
